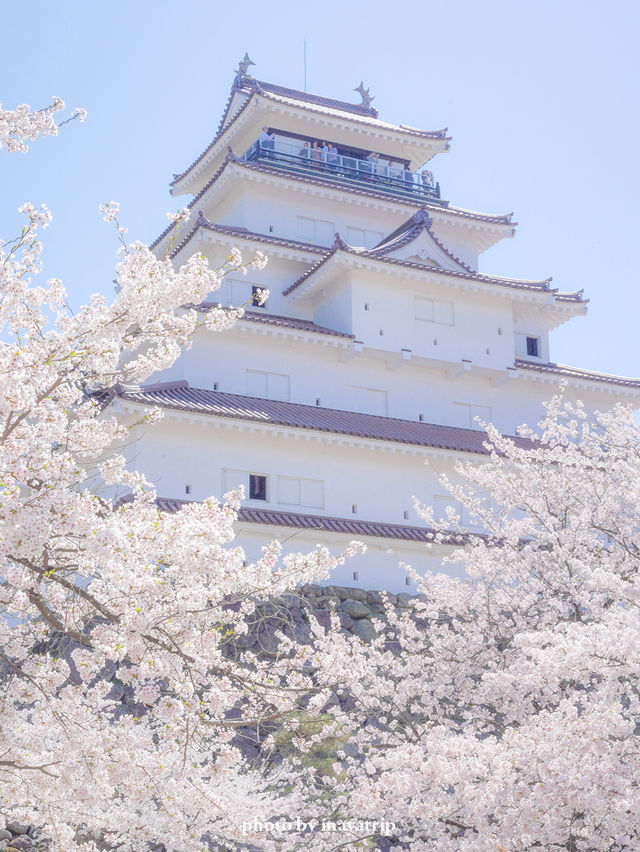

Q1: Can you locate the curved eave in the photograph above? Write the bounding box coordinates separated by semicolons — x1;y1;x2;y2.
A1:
283;248;585;310
168;216;328;266
515;359;640;395
170;89;452;197
187;305;355;347
156;156;515;258
156;498;479;548
118;387;532;460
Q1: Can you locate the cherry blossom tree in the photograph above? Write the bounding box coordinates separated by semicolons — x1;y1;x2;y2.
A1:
0;100;345;852
4;95;640;852
299;399;640;851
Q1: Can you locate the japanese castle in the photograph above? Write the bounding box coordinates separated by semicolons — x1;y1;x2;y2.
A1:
117;58;640;592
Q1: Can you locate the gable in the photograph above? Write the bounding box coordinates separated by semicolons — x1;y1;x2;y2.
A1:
378;228;468;273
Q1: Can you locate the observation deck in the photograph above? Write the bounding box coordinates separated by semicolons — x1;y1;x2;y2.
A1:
242;134;445;206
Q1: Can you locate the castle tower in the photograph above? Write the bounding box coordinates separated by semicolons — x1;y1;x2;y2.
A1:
115;62;640;592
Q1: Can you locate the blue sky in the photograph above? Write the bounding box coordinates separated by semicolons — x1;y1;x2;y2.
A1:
2;0;638;377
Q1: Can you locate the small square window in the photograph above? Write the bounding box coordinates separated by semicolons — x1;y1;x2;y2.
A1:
526;336;539;357
251;286;266;308
403;510;409;520
185;484;191;495
352;504;358;514
353;571;359;581
249;474;267;501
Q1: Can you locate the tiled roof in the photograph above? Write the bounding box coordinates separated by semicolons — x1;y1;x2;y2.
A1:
168;214;327;260
282;241;578;300
256;87;449;141
119;385;531;456
515;359;640;388
369;208;476;273
155;498;470;544
170;75;448;190
170;92;256;187
150;154;513;253
243;77;379;118
192;303;354;339
225;157;511;224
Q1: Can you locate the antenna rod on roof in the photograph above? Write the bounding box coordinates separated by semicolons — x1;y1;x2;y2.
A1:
304;39;307;92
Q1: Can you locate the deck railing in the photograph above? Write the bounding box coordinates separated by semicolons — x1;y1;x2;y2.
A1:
242;138;442;203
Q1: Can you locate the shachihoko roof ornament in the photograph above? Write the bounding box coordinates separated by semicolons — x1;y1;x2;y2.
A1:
354;81;374;109
234;53;255;77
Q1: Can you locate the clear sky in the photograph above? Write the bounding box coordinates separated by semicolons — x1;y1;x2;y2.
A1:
2;0;638;378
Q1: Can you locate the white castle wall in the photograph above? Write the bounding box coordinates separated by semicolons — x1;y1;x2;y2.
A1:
137;80;640;595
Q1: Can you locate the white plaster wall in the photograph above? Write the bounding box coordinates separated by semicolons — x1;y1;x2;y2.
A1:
427;220;484;271
146;324;634;434
126;416;452;523
200;180;415;250
234;526;459;593
348;273;516;370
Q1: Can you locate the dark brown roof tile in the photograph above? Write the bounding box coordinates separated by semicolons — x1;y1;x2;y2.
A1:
120;386;531;456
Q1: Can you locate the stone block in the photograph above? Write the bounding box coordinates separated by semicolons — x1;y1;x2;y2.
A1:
352;619;377;642
337;612;354;630
5;826;28;838
342;599;371;619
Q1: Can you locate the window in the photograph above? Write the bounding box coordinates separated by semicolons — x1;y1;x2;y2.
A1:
251;286;266;308
249;474;267;501
415;296;455;325
515;332;542;359
277;476;324;508
347;385;388;416
297;216;335;246
246;370;290;401
453;402;492;429
221;279;267;308
223;469;269;501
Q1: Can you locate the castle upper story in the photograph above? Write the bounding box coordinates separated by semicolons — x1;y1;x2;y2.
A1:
145;62;640;430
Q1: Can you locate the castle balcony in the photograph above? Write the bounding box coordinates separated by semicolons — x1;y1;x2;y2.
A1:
242;134;444;206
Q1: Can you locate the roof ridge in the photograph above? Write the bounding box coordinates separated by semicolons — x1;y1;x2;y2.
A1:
119;385;534;457
190;303;354;339
283;243;582;300
257;88;451;141
245;77;379;118
368;206;476;274
170;92;256;188
192;156;514;227
515;358;640;387
153;497;484;544
165;214;329;261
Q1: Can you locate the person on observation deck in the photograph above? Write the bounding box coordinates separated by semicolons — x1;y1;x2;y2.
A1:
310;140;323;168
327;143;339;171
298;140;310;162
421;170;434;191
402;163;414;192
258;126;275;158
366;151;380;181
